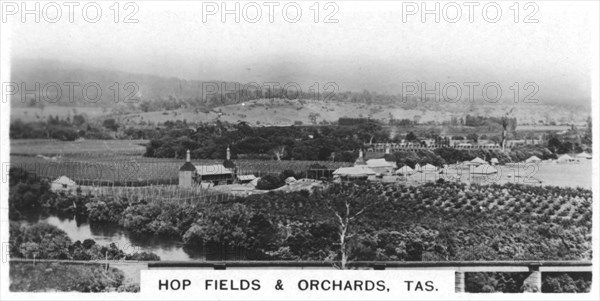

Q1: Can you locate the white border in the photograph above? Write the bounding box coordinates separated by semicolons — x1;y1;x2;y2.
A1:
0;1;599;300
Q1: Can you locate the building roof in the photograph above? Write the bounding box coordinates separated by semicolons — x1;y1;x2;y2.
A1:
420;164;438;171
354;157;366;165
179;161;197;172
196;164;234;175
576;152;592;158
470;157;487;165
237;174;257;181
354;150;366;165
557;154;575;162
395;166;414;175
366;158;397;168
525;156;542;163
52;176;76;186
472;164;498;174
333;166;376;177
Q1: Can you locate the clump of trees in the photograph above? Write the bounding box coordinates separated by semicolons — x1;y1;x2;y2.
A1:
8;168;54;219
465;272;529;293
547;137;584;154
256;174;285;190
144;120;387;161
542;272;592;293
465;271;592;293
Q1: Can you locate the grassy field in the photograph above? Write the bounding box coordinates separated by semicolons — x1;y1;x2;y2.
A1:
10;107;109;123
117;99;586;127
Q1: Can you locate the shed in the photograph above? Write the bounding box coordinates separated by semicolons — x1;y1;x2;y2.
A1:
395;166;414;175
525;156;542;163
333;166;376;179
420;164;438;172
51;176;77;191
366;158;397;174
470;157;487;165
556;154;576;163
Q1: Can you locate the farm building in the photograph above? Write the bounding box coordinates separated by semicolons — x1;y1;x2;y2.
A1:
178;147;239;187
51;176;77;192
354;149;366;165
179;150;196;187
366;158;397;175
196;164;235;185
556;154;576;163
418;164;438;172
469;157;487;165
333;165;376;180
576;152;592;160
196;147;237;185
395;166;414;175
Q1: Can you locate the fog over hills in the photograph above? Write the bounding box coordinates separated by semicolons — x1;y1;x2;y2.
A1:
10;57;589;128
7;2;592;109
10;57;591;111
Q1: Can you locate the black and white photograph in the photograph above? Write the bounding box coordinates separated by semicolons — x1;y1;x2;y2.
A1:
0;1;598;299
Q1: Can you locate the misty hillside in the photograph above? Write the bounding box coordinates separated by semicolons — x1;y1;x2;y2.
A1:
9;59;591;127
10;58;236;108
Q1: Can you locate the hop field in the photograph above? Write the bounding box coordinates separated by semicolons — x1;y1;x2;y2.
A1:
9;154;350;184
10;139;148;157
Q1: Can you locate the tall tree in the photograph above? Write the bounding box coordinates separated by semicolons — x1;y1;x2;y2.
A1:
314;182;386;269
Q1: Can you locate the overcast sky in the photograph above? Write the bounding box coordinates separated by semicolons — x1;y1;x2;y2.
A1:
5;1;596;105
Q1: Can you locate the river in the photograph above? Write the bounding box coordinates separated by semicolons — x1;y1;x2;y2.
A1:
19;215;249;261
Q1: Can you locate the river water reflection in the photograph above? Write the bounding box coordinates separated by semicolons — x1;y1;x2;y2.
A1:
19;215;247;261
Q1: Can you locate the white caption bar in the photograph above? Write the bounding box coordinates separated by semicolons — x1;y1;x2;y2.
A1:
141;269;455;300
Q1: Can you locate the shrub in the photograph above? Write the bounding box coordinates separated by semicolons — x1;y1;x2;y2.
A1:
465;272;529;293
9;222;71;259
542;272;591;293
125;252;161;261
9;262;127;292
